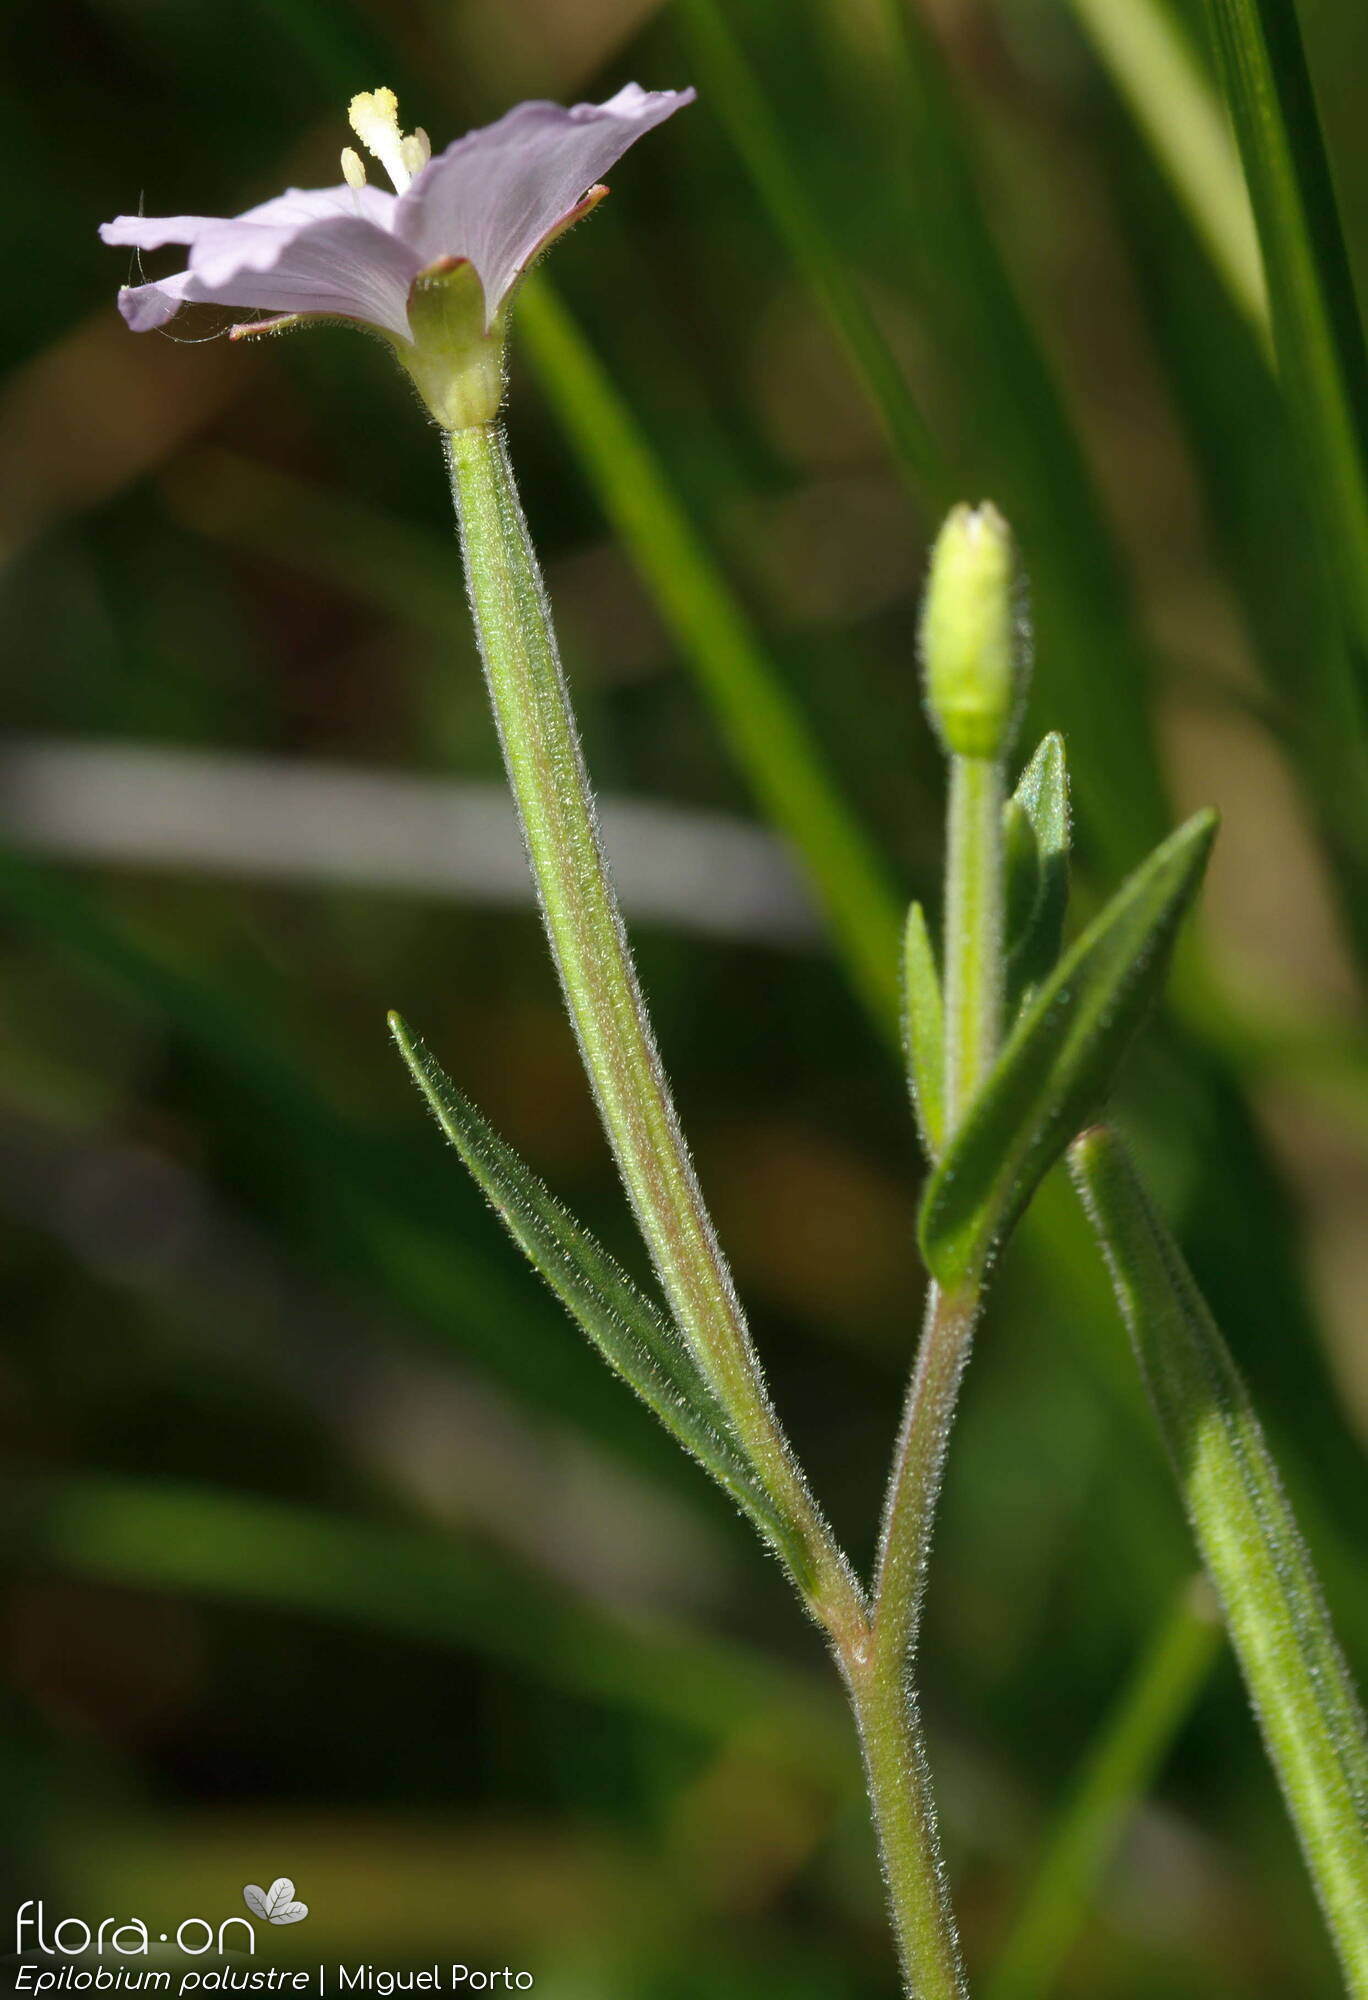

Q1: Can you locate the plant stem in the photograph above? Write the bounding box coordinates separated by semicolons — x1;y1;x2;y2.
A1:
844;1282;978;1999
943;754;1004;1135
842;742;1008;1992
443;420;860;1631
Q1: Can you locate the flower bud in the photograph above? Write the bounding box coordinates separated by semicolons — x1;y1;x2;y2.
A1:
920;502;1024;760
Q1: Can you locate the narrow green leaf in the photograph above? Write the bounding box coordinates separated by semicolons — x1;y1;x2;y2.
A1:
901;901;945;1160
1069;1128;1368;1989
1006;730;1072;1011
388;1012;808;1578
919;811;1216;1290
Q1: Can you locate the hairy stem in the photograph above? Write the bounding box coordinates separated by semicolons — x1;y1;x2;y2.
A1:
843;1284;978;1998
444;421;859;1630
943;754;1004;1134
845;744;1008;1992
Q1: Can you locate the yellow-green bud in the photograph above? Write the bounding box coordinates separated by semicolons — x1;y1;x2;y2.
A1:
920;502;1024;759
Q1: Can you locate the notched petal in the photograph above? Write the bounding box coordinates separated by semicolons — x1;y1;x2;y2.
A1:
393;85;694;319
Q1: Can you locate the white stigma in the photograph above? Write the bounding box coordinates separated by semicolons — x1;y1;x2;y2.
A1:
347;87;428;194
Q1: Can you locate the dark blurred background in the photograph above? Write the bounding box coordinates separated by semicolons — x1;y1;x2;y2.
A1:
1;0;1366;1993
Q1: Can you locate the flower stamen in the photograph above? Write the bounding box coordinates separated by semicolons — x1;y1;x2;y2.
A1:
348;87;426;194
401;128;432;180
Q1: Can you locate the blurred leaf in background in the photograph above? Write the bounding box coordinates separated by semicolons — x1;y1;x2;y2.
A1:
1;0;1365;1993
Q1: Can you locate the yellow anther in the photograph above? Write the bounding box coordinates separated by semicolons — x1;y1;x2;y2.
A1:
399;129;431;180
348;87;422;193
340;147;367;191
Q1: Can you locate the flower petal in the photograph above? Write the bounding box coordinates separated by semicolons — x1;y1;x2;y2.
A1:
116;269;200;331
393;84;695;318
101;215;230;252
100;185;399;256
186;214;422;340
235;183;399;232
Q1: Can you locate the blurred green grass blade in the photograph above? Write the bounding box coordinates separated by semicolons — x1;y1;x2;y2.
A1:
389;1012;808;1576
166;449;471;637
0;850;692;1471
901;901;945;1160
985;1577;1223;2000
1070;1128;1368;1989
1063;0;1268;335
8;1477;850;1776
920;812;1216;1290
1205;0;1368;706
1112;139;1368;967
1006;731;1071;1013
848;0;1170;873
515;276;904;1036
677;0;946;500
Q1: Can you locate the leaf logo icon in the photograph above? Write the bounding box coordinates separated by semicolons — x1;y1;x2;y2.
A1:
243;1879;309;1925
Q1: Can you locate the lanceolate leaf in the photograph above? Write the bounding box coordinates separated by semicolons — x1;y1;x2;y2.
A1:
389;1013;804;1571
1006;731;1071;1013
919;811;1216;1290
1070;1127;1368;1990
901;901;945;1160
